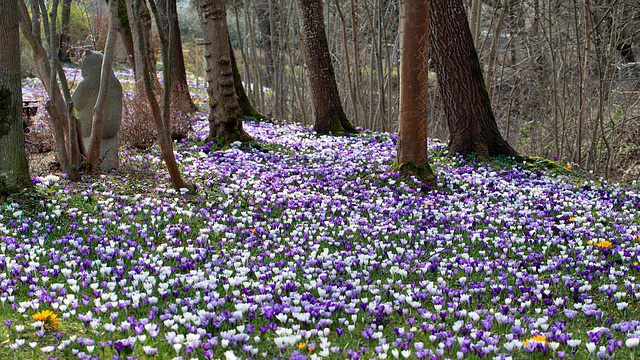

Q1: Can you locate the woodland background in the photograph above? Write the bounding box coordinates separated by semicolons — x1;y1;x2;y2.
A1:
18;0;640;181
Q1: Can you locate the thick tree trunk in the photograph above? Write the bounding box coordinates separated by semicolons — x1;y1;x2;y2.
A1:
398;0;430;167
197;0;252;143
0;0;31;197
396;0;435;184
157;0;197;113
296;0;357;135
430;0;519;159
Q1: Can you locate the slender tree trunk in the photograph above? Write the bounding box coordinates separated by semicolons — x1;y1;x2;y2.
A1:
47;0;81;180
469;0;481;44
254;0;274;86
0;0;31;197
19;0;71;173
197;0;252;143
350;0;367;127
133;0;193;191
157;0;197;113
296;0;357;134
86;0;119;170
334;0;358;128
485;0;508;93
430;0;519;159
30;0;41;41
123;0;159;95
574;0;591;165
116;0;136;70
58;0;72;62
395;0;435;184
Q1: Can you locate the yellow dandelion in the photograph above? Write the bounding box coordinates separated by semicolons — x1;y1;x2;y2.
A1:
523;334;548;347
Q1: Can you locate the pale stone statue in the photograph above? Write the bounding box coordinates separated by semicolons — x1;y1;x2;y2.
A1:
72;50;123;171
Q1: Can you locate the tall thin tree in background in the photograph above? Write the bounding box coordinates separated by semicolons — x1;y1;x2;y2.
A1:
430;0;519;159
58;0;73;62
133;0;194;191
395;0;435;184
296;0;357;135
157;0;197;113
0;0;31;198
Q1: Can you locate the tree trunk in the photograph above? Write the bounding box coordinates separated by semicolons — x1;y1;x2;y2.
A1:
197;0;252;143
296;0;357;135
86;0;120;170
133;0;193;191
0;0;31;197
58;0;72;62
47;0;81;180
156;0;197;113
430;0;519;159
254;0;275;86
396;0;435;184
125;0;158;121
19;0;71;174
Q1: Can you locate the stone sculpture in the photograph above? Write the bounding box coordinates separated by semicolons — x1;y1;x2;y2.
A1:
71;50;123;171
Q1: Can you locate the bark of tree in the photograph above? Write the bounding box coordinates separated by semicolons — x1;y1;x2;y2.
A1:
47;0;81;180
296;0;357;135
58;0;72;62
114;0;159;90
156;0;197;113
133;0;194;191
86;0;119;170
430;0;519;159
125;0;159;110
0;0;31;197
395;0;435;184
197;0;252;143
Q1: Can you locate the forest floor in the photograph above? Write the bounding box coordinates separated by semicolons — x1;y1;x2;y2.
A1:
1;68;640;360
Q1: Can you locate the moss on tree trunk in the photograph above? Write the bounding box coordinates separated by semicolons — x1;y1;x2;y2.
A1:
390;161;436;187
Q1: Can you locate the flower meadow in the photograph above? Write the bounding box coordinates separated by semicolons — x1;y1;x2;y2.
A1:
3;72;640;360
